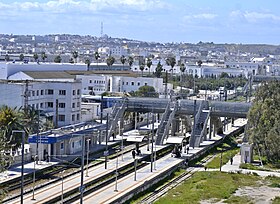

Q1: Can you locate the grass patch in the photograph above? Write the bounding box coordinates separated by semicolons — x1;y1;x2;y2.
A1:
272;196;280;204
154;171;259;204
224;195;254;204
265;175;280;188
206;148;239;169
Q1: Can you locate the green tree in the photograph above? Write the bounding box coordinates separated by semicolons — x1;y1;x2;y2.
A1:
54;55;62;63
146;58;152;75
72;51;78;63
155;61;163;78
85;58;91;70
19;53;24;61
220;72;229;78
128;56;134;68
139;63;145;77
197;60;203;67
69;57;74;64
94;51;100;68
41;52;47;62
106;56;115;68
4;54;9;62
33;53;39;62
120;55;126;70
248;81;280;164
0;106;21;147
180;63;186;93
134;85;158;97
166;57;176;79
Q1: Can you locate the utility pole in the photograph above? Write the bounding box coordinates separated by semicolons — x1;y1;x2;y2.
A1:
55;99;59;128
151;114;154;172
80;135;85;204
105;113;109;169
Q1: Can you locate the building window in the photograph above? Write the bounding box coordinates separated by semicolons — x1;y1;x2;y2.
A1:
40;103;43;108
73;90;76;95
37;90;39;96
72;103;75;108
77;102;80;108
58;115;65;121
77;89;80;95
126;82;128;85
72;114;75;121
137;82;140;86
72;142;74;148
41;90;44;95
131;82;134;86
60;142;64;150
59;90;66;95
46;102;53;108
77;114;80;121
59;103;65;108
46;89;54;95
145;83;147;86
89;80;92;83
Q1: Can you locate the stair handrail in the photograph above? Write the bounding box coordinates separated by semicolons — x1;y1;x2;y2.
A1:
162;101;178;142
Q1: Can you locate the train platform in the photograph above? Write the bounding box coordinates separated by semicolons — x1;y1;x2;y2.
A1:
6;143;167;204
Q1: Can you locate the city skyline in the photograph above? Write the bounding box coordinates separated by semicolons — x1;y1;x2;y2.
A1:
1;0;280;44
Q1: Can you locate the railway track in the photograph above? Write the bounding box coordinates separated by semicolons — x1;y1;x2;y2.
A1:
139;154;216;204
1;142;142;203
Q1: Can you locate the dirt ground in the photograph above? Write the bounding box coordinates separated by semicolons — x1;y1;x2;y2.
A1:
200;186;280;204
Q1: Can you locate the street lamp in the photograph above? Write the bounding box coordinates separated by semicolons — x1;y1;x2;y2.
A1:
31;155;38;200
86;139;91;177
60;170;65;203
12;130;25;204
134;157;138;181
114;148;120;192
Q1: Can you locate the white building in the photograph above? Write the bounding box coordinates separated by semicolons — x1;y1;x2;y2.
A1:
0;80;82;127
225;62;259;76
0;62;88;79
76;74;165;95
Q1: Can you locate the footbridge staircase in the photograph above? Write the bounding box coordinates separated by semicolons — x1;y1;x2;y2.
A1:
155;100;178;145
107;98;127;141
189;100;211;148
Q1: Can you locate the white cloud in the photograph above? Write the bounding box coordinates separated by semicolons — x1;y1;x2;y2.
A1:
230;10;280;23
183;13;217;22
0;0;168;15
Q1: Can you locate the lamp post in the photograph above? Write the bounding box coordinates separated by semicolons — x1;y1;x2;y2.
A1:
105;113;109;169
31;155;38;200
80;134;85;204
114;149;119;192
151;114;154;172
12;130;25;204
86;139;90;177
134;157;138;181
60;170;65;203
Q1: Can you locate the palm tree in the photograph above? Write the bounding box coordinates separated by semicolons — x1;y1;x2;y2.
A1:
120;55;126;70
94;51;100;69
197;60;203;67
106;56;115;68
72;51;78;63
69;58;74;64
54;55;62;63
146;58;152;75
85;58;91;71
128;56;134;69
180;63;186;95
166;57;176;80
155;61;163;78
33;53;39;62
20;106;40;135
4;54;9;62
0;105;21;147
139;63;145;77
19;54;24;61
41;52;47;62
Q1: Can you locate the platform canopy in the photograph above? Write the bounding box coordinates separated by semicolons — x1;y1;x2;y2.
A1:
126;136;147;143
166;136;185;144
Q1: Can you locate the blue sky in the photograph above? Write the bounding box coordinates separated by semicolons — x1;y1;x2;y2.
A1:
0;0;280;44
